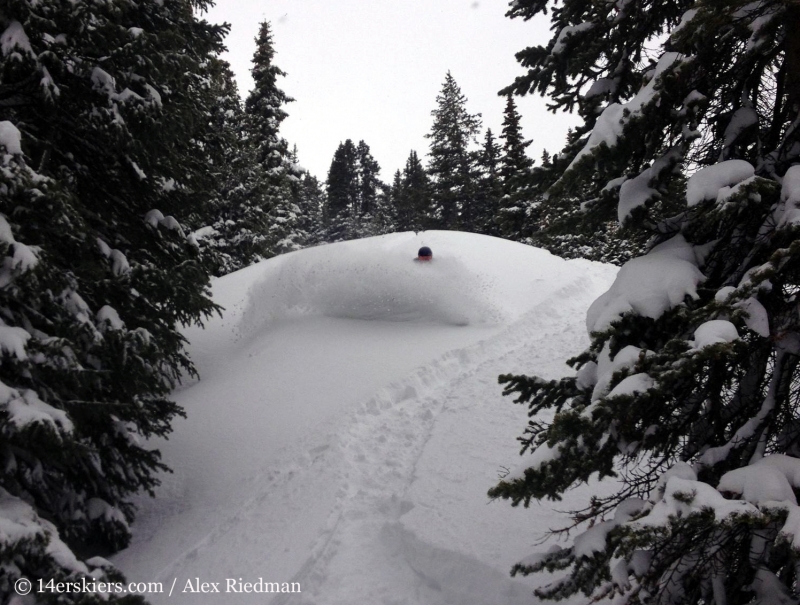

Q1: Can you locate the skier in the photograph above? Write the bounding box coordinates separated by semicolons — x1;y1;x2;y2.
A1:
415;246;433;262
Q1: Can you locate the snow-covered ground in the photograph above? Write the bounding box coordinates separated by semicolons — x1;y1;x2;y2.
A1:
114;231;618;604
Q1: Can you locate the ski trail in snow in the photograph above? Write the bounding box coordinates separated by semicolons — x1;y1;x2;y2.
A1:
266;270;615;605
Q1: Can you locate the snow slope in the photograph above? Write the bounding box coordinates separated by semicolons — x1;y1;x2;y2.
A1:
114;231;618;604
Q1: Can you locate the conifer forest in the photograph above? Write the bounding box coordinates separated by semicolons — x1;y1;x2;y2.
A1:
2;0;800;603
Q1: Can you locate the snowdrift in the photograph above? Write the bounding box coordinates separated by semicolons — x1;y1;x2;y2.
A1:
237;231;561;334
241;245;498;327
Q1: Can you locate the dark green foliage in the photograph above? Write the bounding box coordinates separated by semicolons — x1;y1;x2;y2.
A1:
496;95;535;240
0;0;224;599
524;148;647;265
393;150;432;233
494;179;800;602
356;140;381;219
245;24;306;255
322;139;384;242
492;0;800;601
475;129;503;236
370;182;397;236
295;172;325;246
245;22;291;165
209;21;305;273
390;170;406;231
499;95;534;186
426;72;482;231
324;139;359;242
189;58;247;275
0;487;147;604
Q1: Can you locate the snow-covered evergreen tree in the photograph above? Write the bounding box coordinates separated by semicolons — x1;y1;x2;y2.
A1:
390;169;406;232
0;0;223;598
393;150;432;233
496;94;534;240
349;141;382;238
356;140;381;220
295;172;325;246
190;58;246;276
426;72;482;231
217;21;303;270
520;147;643;265
491;0;800;602
476;128;503;235
322;139;384;241
370;182;397;236
499;95;534;186
323;140;359;242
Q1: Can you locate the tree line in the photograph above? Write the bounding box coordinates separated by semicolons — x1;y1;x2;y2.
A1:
316;74;537;244
195;61;543;260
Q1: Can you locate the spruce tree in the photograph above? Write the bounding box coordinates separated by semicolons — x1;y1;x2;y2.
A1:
350;140;382;238
499;95;534;185
295;172;325;247
322;139;383;241
192;58;246;276
496;94;534;240
370;182;396;236
245;20;292;187
0;0;223;599
356;140;381;220
220;21;302;269
324;140;359;242
190;58;242;225
517;144;642;264
405;151;433;232
426;72;482;231
394;150;432;233
390;169;407;231
491;0;800;602
245;20;304;257
476;128;503;235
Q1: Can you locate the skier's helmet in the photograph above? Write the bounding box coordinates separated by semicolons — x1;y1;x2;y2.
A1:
417;246;433;261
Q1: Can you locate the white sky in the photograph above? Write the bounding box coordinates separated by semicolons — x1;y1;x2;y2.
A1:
202;0;578;181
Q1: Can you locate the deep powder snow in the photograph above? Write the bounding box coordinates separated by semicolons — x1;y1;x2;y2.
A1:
114;231;618;604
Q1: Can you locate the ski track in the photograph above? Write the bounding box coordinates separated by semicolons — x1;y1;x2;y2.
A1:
123;261;616;605
272;270;612;604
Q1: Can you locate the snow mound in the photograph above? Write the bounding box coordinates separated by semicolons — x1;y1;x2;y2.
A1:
686;160;754;207
777;165;800;227
586;234;705;332
239;233;537;333
0;121;22;155
718;455;800;505
692;319;739;349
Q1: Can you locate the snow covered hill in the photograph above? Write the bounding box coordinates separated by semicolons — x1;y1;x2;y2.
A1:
114;231;618;604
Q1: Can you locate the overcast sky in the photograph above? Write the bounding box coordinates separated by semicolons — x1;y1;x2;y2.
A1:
202;0;578;181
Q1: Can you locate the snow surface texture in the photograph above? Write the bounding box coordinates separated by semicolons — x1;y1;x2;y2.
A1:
114;231;618;604
239;237;508;330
